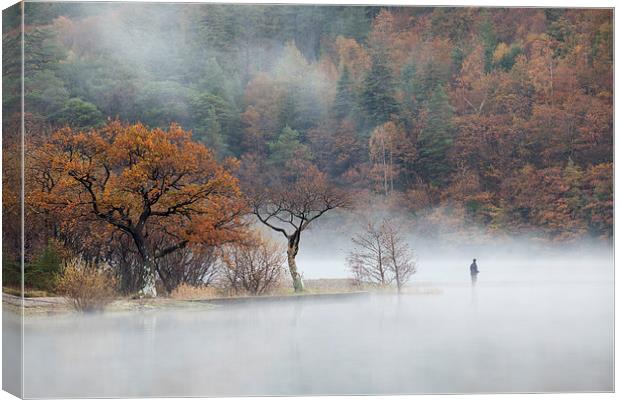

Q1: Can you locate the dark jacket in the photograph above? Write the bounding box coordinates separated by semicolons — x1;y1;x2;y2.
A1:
470;261;479;274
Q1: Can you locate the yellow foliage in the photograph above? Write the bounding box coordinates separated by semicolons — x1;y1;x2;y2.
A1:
57;259;117;312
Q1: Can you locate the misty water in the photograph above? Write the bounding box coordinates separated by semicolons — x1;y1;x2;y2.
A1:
9;245;613;398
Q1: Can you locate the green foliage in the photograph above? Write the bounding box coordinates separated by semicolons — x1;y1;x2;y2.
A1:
197;57;241;102
479;18;498;73
2;3;21;32
2;253;21;288
191;92;241;155
277;84;325;134
417;85;455;184
58;58;143;121
268;125;312;167
24;242;63;292
400;61;419;125
451;46;466;74
137;81;195;128
334;66;356;120
200;108;228;155
2;29;22;115
411;59;451;103
361;50;399;127
24;27;66;77
25;70;70;116
53;98;104;129
494;45;522;71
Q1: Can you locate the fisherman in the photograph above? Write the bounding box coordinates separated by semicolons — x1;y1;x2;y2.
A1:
470;258;479;285
470;258;479;274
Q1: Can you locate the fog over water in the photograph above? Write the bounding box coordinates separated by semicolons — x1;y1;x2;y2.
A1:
10;234;613;397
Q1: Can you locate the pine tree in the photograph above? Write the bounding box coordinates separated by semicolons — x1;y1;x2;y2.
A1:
361;50;399;128
278;91;299;131
334;66;355;120
400;61;419;125
268;125;311;167
202;107;228;156
479;18;498;73
417;85;455;185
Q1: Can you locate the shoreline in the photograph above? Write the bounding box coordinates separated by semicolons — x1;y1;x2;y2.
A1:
2;286;444;316
2;290;371;316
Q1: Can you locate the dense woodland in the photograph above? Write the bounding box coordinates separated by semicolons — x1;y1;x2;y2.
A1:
2;4;613;296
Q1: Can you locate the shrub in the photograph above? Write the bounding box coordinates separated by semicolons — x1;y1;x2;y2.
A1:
24;241;64;292
2;253;21;288
220;234;285;295
169;283;220;300
57;259;117;312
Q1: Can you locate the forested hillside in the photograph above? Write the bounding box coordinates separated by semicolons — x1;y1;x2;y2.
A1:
4;4;613;243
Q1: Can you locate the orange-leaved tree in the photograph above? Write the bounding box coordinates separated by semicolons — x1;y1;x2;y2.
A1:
30;120;247;296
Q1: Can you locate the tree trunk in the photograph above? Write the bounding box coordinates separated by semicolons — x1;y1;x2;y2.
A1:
140;256;158;298
394;268;402;293
287;242;304;293
133;234;158;297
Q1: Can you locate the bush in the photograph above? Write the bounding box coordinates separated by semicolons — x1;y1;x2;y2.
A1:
220;234;285;296
2;253;21;288
57;259;117;312
24;241;64;292
169;283;220;300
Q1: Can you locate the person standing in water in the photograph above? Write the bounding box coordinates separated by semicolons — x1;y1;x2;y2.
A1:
470;258;479;285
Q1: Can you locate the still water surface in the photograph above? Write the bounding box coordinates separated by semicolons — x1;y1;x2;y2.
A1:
13;256;614;397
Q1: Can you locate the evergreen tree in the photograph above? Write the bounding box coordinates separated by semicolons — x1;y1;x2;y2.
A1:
24;242;62;292
268;125;311;167
201;108;228;156
191;92;241;154
53;98;104;129
334;66;355;120
361;50;399;128
400;61;419;121
278;91;298;131
479;18;498;73
417;85;455;185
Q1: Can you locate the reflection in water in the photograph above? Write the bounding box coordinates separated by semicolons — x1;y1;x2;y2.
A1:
14;258;613;398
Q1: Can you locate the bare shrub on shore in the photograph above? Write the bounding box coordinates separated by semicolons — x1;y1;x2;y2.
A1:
348;218;416;292
156;244;220;294
220;233;286;295
57;258;117;312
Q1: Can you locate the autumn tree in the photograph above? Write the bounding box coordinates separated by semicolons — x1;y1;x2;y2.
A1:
369;121;412;196
14;5;614;242
30;121;247;297
250;168;349;292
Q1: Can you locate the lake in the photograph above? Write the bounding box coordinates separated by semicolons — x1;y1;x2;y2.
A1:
7;253;614;397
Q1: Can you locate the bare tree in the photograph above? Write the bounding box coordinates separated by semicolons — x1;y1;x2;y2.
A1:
250;169;349;292
348;218;416;291
220;234;285;295
347;222;391;286
156;245;220;293
381;222;416;292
